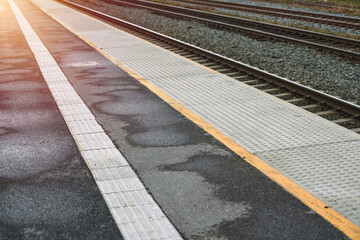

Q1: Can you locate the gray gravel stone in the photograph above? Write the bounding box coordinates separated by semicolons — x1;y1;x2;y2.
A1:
163;0;360;37
73;0;360;105
216;0;360;19
213;7;360;37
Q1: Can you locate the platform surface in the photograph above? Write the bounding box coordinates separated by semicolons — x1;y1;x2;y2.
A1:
0;0;122;238
1;0;360;238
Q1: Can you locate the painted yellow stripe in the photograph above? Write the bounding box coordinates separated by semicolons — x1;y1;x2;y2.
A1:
28;1;360;239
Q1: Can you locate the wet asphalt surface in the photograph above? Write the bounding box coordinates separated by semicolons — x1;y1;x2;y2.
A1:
0;0;121;239
2;0;350;239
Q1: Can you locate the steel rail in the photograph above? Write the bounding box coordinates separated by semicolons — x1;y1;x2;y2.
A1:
106;0;360;60
58;0;360;120
179;0;360;26
116;0;360;46
290;0;360;13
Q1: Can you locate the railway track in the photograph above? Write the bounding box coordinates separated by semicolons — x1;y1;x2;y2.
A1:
58;0;360;133
103;0;360;61
290;0;360;12
164;0;360;29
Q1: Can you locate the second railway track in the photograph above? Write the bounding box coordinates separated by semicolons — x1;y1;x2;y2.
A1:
164;0;360;29
103;0;360;61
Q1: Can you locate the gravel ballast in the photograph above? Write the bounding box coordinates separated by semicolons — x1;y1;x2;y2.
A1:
213;7;360;37
163;0;360;37
73;0;360;105
216;0;360;18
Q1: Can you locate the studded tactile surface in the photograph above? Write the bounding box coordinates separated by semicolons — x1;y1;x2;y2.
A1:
258;140;360;226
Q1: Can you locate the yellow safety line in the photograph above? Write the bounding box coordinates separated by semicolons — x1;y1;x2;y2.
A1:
28;0;360;238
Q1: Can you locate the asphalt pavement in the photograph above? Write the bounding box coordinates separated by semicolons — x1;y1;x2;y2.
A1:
0;0;121;238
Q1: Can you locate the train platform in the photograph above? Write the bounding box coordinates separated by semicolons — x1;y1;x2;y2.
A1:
0;0;359;239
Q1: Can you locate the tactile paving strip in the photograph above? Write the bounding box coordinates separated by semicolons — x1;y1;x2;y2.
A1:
103;45;183;62
31;0;360;230
258;140;360;225
81;30;145;48
150;74;359;152
154;73;277;106
9;0;182;238
123;58;210;80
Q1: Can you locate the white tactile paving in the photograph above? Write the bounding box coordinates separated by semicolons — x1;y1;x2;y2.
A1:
97;178;145;194
118;219;179;240
9;0;183;239
189;100;359;153
51;90;85;105
258;140;360;225
58;103;96;121
103;190;154;207
103;45;184;62
81;30;145;48
81;148;129;169
42;71;69;82
47;81;75;92
66;118;104;135
153;73;278;106
74;133;115;150
128;61;210;80
30;0;360;228
93;166;138;180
